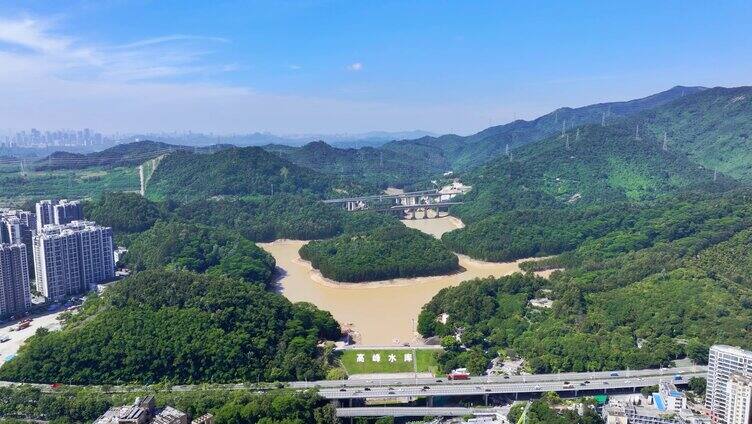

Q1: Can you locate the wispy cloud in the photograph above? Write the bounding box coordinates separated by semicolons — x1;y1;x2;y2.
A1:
347;62;363;71
288;64;301;70
0;16;231;82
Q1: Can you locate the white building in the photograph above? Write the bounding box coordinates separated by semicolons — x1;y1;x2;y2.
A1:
33;221;114;302
725;374;752;424
706;345;752;424
0;243;31;318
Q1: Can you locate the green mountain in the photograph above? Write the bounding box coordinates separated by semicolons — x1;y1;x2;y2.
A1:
636;86;752;181
35;140;231;171
144;146;365;201
382;86;705;170
265;140;449;189
0;269;340;384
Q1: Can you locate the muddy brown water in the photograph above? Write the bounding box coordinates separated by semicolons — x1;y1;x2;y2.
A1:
258;216;535;346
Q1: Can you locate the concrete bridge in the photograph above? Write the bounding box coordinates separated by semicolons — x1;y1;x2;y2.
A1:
323;189;464;219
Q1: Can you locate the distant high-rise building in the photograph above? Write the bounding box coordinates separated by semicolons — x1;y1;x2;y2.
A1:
726;374;752;424
33;221;114;302
706;345;752;424
35;200;55;229
36;199;84;229
53;199;84;225
0;243;31;318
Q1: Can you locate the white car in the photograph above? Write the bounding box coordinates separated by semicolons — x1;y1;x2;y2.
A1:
0;335;10;343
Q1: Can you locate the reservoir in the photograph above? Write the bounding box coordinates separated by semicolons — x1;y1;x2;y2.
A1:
259;216;528;346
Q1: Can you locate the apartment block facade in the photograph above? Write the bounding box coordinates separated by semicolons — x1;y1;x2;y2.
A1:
706;345;752;424
0;243;31;318
33;221;114;302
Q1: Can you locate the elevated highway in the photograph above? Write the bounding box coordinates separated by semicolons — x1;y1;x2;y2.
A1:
336;407;497;418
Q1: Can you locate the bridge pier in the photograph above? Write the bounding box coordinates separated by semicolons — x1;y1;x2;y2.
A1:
484;394;488;406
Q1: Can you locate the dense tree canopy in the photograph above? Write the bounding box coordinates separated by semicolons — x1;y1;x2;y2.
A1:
420;190;752;374
84;191;166;234
0;385;336;424
175;195;399;242
124;220;276;287
145;146;363;201
299;224;459;282
0;270;340;385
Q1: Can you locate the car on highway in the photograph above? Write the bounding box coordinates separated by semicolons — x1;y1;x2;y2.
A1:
364;387;371;391
0;334;9;343
610;372;619;377
535;385;542;390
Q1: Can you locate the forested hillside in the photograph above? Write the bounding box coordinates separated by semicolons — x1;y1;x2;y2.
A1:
0;270;340;384
419;189;752;374
175;196;398;242
145;146;365;201
84;192;166;234
124;220;276;287
383;86;703;170
637;86;752;180
35;140;185;171
299;223;459;282
266;140;447;189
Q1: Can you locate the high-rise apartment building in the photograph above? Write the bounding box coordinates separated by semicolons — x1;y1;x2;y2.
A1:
706;345;752;424
1;209;36;278
726;374;752;424
35;199;83;229
33;221;114;302
0;243;31;318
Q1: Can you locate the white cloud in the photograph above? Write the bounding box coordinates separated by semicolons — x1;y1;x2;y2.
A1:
347;62;363;71
288;64;301;70
0;16;492;134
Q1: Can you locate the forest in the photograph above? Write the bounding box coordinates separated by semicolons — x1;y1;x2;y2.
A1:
124;220;277;288
0;270;340;385
507;393;604;424
419;190;752;374
0;385;337;424
299;223;459;282
144;146;365;201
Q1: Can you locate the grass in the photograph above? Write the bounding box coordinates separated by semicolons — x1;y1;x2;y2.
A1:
339;348;440;375
0;166;139;205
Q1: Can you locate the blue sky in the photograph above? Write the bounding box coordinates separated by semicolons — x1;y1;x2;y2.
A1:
0;0;750;135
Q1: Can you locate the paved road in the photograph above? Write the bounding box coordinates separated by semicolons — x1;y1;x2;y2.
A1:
0;311;65;363
318;368;706;400
289;365;706;390
336;407;498;417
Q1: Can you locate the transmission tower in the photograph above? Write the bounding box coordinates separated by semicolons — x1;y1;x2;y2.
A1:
565;133;570;150
635;124;642;141
561;121;566;137
714;168;718;182
601;112;606;127
662;132;668;151
576;127;580;141
505;143;510;157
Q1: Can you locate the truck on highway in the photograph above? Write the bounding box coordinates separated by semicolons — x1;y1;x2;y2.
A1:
447;368;470;380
